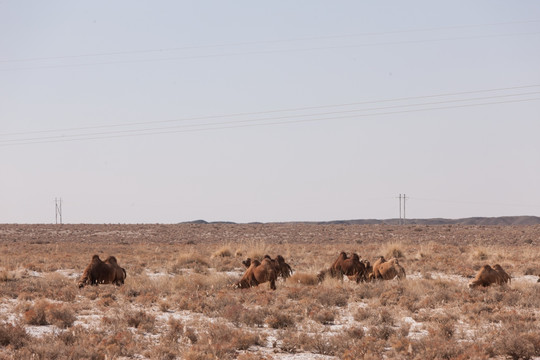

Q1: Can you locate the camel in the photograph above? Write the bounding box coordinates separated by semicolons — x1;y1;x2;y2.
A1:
268;255;293;280
493;264;511;284
338;253;368;282
469;264;510;288
369;256;386;281
318;252;367;283
78;255;126;288
370;257;405;281
243;255;293;280
235;257;278;290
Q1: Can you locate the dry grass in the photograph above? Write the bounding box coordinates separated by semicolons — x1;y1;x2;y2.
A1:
0;223;539;359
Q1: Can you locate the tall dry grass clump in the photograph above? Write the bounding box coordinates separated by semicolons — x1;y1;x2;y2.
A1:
212;245;233;258
289;272;318;286
380;242;406;259
236;239;270;260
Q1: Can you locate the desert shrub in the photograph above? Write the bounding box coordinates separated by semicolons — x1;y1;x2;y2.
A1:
308;306;335;324
265;312;296;329
220;303;245;325
163;317;184;344
240;240;270;261
184;323;262;360
372;308;395;326
490;323;540;360
369;324;395;341
0;322;28;349
315;287;348;307
524;267;539;276
0;269;18;282
239;307;268;327
379;285;405;307
342;335;387;359
279;331;341;355
382;242;405;259
354;306;376;323
45;303;76;328
13;327;133;360
124;310;156;332
184;326;198;344
212;246;232;258
289;272;318;285
158;299;172;312
301;333;342;356
472;247;489;261
150;346;180;360
170;253;210;273
23;299;49;325
427;314;456;339
43;273;77;302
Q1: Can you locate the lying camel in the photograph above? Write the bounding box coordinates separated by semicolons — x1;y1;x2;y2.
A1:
78;255;126;288
318;252;367;283
469;264;510;288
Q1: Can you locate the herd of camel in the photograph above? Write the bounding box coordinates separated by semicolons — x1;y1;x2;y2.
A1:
77;252;532;290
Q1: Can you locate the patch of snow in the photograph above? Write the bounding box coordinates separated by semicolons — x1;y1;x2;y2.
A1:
402;316;428;340
514;275;539;284
26;270;43;278
25;325;58;338
407;272;468;283
55;269;80;279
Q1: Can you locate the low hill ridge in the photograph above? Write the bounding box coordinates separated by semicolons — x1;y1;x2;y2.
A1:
184;216;540;226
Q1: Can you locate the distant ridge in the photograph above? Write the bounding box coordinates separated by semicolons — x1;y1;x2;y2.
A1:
184;216;540;226
320;216;540;226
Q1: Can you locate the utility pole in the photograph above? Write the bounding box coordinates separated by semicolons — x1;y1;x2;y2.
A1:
403;194;407;224
397;194;408;225
55;198;63;225
398;194;402;225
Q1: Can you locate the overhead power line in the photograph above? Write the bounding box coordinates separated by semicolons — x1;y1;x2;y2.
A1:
2;93;539;147
2;31;540;72
2;91;540;143
2;19;539;64
2;84;539;138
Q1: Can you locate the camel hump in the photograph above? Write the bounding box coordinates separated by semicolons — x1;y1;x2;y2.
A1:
105;256;118;264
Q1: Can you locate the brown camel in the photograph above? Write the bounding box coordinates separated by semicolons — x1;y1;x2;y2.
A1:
370;257;405;281
78;255;126;288
469;264;510;288
235;258;278;290
318;252;367;283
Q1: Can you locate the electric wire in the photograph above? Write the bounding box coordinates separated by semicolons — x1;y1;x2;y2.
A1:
2;19;539;64
2;84;539;137
2;96;539;147
2;31;540;72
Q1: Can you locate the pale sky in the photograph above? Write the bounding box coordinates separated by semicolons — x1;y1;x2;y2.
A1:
1;1;540;223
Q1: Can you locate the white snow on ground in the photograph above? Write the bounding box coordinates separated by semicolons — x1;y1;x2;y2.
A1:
407;272;468;283
55;269;80;279
24;325;58;338
402;316;428;340
516;275;540;284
